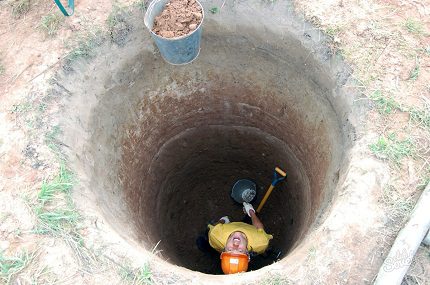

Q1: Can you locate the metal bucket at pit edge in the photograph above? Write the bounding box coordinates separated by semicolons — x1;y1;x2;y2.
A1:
144;0;204;65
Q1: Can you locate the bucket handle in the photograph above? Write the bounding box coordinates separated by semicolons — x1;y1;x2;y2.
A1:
54;0;74;16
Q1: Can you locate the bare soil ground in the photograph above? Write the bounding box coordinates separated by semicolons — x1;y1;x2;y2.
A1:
0;0;429;284
292;0;430;283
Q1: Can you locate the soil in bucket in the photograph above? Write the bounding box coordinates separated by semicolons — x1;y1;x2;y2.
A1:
152;0;203;38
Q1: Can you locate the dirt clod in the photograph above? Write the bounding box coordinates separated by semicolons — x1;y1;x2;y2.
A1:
152;0;202;38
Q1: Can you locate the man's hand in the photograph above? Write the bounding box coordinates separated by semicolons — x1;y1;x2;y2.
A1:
243;202;255;217
243;202;264;230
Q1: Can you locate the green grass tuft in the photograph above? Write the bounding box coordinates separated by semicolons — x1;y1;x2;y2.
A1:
369;133;414;164
11;102;32;114
32;165;95;267
38;102;47;112
107;5;128;29
409;107;430;130
40;13;63;37
106;5;132;46
44;125;63;153
38;164;74;206
409;97;430;130
0;61;4;75
135;0;146;12
118;264;135;282
11;0;30;18
35;209;80;235
259;273;290;285
409;58;420;80
409;65;419;80
209;7;219;14
370;90;401;115
326;26;341;37
0;250;35;284
119;263;153;285
417;173;430;191
135;264;153;285
404;18;425;35
33;163;78;236
63;29;105;70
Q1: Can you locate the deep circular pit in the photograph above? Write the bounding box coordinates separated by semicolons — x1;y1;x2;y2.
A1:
60;3;357;277
122;89;316;274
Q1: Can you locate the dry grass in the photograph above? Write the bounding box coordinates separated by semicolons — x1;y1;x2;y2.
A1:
381;185;415;224
31;163;99;268
39;13;63;37
11;0;31;19
118;263;153;285
408;57;420;81
106;4;133;46
258;273;291;285
63;28;105;71
409;97;430;131
0;250;37;284
404;18;426;35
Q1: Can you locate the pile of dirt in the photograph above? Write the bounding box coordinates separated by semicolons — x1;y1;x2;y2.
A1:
152;0;202;38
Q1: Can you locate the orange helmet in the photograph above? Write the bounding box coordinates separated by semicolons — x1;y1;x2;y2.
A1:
220;252;249;274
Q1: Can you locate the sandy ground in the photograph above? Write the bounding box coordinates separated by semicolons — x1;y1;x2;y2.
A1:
0;0;429;284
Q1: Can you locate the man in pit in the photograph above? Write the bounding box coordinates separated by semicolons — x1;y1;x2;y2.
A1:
198;202;273;274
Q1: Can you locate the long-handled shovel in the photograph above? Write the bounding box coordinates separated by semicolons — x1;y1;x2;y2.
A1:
256;167;287;213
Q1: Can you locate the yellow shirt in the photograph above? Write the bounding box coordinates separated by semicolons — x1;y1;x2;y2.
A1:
208;222;273;254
